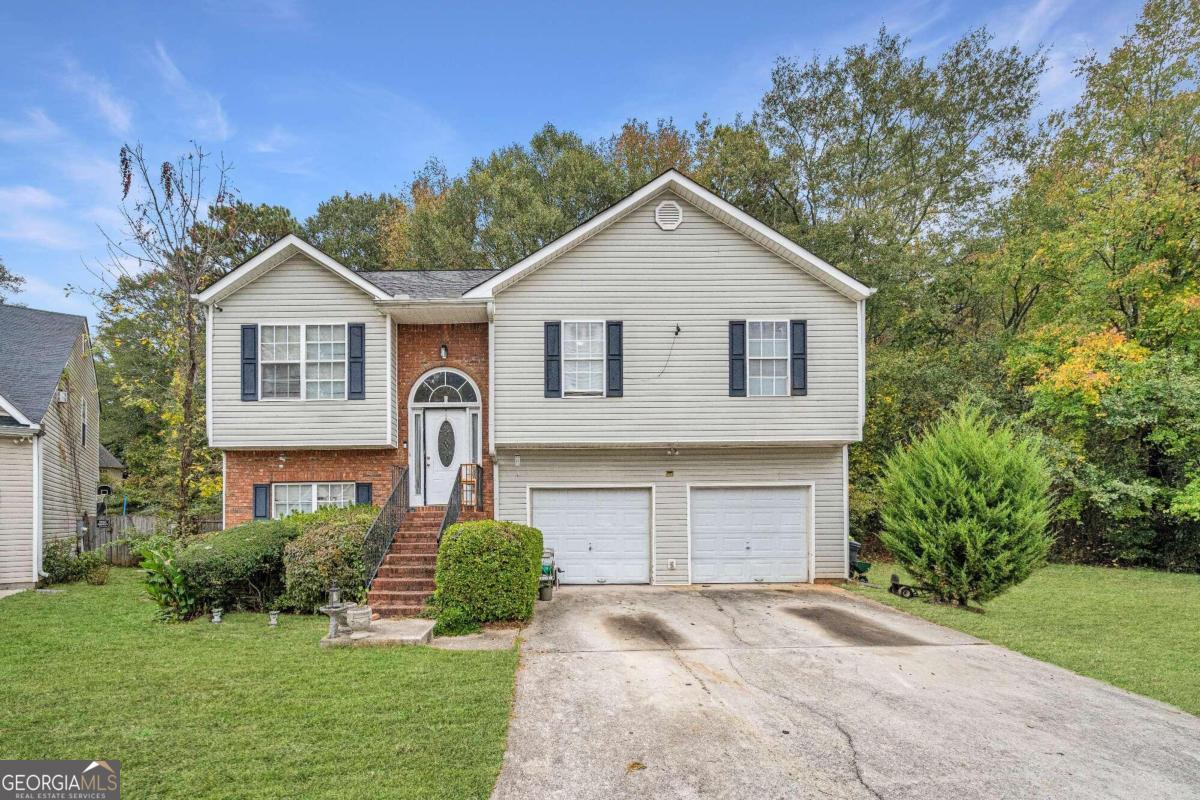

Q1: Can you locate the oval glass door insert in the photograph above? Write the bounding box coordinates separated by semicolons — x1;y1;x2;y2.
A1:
437;420;455;467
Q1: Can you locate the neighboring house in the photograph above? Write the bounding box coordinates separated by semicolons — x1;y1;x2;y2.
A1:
0;306;100;588
198;170;873;612
98;443;125;485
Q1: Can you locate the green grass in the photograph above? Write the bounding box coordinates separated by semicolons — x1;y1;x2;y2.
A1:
0;569;518;799
850;562;1200;715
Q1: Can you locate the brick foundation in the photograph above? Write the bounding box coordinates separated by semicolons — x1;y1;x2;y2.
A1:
222;321;494;525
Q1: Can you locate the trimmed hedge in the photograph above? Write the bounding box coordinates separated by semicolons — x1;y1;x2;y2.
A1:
175;518;302;611
282;505;377;612
430;520;542;633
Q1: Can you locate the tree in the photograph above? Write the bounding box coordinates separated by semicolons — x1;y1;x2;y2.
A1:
94;143;233;534
0;256;24;303
207;201;301;271
303;192;405;270
879;402;1053;606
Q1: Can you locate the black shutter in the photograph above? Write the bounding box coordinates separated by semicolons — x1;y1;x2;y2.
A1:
606;321;623;397
347;323;366;400
791;320;808;396
355;482;373;506
729;321;746;397
544;322;561;397
240;325;258;401
252;484;270;519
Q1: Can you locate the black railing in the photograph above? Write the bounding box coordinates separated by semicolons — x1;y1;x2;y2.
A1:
363;468;408;590
438;470;463;545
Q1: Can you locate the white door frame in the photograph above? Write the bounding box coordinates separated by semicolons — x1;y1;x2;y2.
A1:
685;482;816;584
526;484;657;585
408;367;481;506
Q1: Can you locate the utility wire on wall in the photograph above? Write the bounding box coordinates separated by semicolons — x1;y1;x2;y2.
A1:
654;324;682;378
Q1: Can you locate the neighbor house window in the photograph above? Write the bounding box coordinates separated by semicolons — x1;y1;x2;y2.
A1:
305;324;347;399
562;321;605;395
272;481;355;518
260;325;302;399
747;321;789;397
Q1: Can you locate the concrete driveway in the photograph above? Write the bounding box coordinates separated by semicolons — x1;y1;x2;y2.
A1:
492;585;1200;800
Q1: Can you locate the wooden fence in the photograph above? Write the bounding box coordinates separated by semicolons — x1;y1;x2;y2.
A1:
86;514;222;566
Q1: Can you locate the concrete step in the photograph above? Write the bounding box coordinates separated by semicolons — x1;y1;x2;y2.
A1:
371;577;436;592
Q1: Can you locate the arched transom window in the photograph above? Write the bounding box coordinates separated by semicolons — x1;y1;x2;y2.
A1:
413;370;478;404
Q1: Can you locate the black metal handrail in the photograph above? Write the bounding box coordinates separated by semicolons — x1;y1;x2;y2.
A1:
439;470;463;545
362;468;408;590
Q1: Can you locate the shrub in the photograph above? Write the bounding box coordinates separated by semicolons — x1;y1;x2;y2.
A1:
84;561;110;585
175;518;302;611
41;540;80;584
138;544;197;621
430;520;542;631
76;550;108;585
282;505;377;612
879;401;1054;607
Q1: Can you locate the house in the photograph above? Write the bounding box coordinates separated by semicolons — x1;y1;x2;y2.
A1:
98;444;125;486
198;170;873;615
0;306;100;588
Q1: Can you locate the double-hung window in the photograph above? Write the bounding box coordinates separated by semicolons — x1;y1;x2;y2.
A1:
259;324;346;400
562;321;605;396
747;321;789;397
272;481;355;518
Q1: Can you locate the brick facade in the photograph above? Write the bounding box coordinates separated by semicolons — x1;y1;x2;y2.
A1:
222;321;494;526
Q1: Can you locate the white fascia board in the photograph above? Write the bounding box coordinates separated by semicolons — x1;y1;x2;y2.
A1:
464;170;877;302
0;393;36;428
195;234;395;304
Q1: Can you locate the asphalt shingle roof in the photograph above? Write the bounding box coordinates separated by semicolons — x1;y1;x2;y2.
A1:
0;305;86;425
99;443;124;469
359;269;500;299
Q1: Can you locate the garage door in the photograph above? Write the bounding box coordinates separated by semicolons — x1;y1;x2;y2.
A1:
530;488;651;584
690;486;809;583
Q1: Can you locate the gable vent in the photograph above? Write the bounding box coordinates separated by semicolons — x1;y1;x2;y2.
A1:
654;200;683;231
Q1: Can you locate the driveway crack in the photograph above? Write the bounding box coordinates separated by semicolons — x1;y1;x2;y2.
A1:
724;652;885;800
699;591;753;646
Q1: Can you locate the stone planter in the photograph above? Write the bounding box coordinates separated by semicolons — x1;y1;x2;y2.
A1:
346;605;373;632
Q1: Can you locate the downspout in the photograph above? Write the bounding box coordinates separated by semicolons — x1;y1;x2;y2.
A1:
33;433;47;580
488;301;499;519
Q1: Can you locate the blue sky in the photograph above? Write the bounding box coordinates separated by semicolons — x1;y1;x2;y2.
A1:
0;0;1141;321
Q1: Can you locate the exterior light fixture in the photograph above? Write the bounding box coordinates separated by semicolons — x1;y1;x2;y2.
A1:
439;343;448;359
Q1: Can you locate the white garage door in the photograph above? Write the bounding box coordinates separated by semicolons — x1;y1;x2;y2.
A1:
690;486;809;583
530;488;651;584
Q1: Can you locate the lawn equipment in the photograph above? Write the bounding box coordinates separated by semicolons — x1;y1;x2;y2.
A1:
888;574;926;599
539;548;561;601
848;538;871;583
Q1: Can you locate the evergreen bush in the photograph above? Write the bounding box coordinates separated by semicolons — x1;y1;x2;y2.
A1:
430;520;542;633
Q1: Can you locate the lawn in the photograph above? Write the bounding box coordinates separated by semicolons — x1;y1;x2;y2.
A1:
849;562;1200;716
0;569;518;799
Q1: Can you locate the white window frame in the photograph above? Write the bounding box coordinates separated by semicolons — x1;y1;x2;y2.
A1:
745;319;791;398
560;320;607;398
257;322;349;402
271;481;356;519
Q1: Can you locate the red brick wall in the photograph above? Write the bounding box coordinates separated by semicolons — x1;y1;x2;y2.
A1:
396;323;494;515
222;321;494;526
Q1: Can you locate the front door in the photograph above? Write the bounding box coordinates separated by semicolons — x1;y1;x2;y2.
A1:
423;408;469;505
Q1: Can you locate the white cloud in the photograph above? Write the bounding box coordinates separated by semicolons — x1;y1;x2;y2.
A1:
251;125;298;154
60;60;133;136
0;108;62;143
11;274;96;318
0;185;85;249
1010;0;1075;47
151;42;232;141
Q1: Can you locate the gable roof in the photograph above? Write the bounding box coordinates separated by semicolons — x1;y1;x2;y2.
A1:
360;269;501;299
0;305;87;426
99;443;124;470
195;234;394;304
464;169;875;302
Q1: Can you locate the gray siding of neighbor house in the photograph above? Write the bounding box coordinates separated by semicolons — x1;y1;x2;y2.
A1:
0;437;34;586
209;255;396;449
39;332;100;546
495;445;847;584
490;191;862;447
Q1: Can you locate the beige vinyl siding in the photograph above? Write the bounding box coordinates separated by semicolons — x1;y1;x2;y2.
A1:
496;446;847;583
0;437;34;586
210;255;395;449
491;191;862;446
39;333;100;545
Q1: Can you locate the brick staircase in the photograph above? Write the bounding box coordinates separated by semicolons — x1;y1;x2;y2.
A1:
367;506;489;618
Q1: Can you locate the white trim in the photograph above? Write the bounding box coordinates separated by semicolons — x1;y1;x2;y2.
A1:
386;316;396;446
492;437;860;449
270;481;356;519
685;482;816;585
408;366;482;408
857;299;866;433
487;301;496;457
195;235;393;304
525;484;656;585
407;367;483;505
559;320;607;398
745;319;791;398
256;322;349;402
31;434;42;581
221;451;227;531
205;306;213;443
0;393;36;429
842;444;850;579
464;170;875;302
